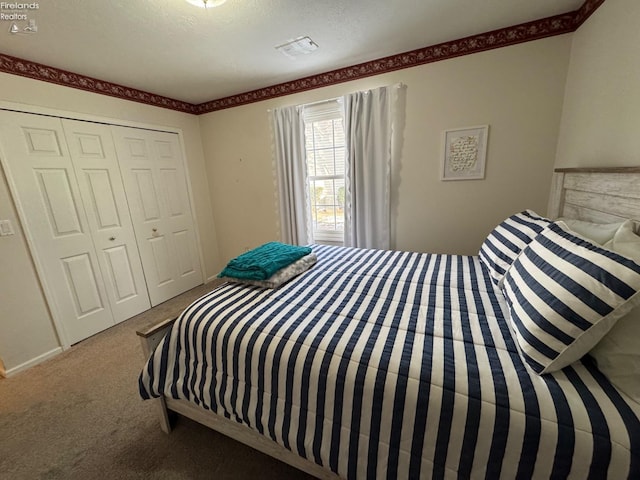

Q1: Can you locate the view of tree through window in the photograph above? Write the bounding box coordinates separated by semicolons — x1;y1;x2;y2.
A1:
305;116;345;241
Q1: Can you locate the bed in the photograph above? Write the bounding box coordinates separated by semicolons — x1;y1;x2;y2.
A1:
137;167;640;479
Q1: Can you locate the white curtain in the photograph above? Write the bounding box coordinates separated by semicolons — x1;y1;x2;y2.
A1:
270;105;311;245
343;85;395;250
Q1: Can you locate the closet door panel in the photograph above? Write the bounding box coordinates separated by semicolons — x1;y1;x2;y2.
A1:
36;168;84;237
113;127;202;306
149;235;175;285
84;169;120;229
114;129;177;305
0;111;114;345
132;169;162;221
173;229;197;276
62;253;104;316
62;119;151;322
160;168;185;216
150;134;202;289
103;245;138;301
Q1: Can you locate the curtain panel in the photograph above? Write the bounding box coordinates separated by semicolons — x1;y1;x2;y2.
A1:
343;85;394;250
270;106;311;245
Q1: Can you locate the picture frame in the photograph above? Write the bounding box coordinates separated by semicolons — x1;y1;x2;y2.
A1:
441;125;489;181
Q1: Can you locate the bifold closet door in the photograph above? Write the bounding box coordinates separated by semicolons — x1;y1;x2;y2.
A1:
112;127;202;306
0;111;114;344
61;119;151;322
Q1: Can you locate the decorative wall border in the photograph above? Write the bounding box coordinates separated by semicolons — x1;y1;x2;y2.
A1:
196;12;578;113
0;0;604;115
573;0;606;28
0;53;198;114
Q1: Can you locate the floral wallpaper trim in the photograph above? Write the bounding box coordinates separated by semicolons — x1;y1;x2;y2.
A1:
0;53;197;114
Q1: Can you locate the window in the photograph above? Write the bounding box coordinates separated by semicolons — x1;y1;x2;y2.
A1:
303;101;345;244
272;85;397;249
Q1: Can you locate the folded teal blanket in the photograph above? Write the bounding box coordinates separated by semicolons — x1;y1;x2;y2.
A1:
218;242;312;280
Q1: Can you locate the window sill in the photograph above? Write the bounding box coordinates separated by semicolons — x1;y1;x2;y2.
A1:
313;232;344;247
314;239;344;247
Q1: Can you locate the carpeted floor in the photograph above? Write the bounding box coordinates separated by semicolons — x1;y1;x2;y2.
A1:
0;283;313;479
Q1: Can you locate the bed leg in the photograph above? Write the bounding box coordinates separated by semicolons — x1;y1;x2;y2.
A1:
155;397;172;433
137;320;177;434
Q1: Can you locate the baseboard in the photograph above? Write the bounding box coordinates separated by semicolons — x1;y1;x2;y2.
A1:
1;347;63;377
206;276;226;287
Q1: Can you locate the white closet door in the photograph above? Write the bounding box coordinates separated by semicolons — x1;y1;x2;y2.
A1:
112;127;202;306
62;119;151;322
0;111;114;344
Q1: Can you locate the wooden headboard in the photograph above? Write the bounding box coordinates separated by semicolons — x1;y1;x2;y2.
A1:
548;167;640;227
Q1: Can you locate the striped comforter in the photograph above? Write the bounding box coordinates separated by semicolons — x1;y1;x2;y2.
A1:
139;245;640;479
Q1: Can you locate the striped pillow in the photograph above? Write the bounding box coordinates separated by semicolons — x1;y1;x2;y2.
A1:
503;221;640;374
479;210;551;286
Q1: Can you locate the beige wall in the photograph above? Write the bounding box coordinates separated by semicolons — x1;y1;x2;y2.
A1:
555;0;640;167
200;35;572;263
0;73;220;373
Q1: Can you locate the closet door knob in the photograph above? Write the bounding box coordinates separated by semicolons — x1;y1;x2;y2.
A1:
109;237;116;241
152;228;158;232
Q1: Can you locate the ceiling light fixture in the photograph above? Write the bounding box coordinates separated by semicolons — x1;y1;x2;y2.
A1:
185;0;227;8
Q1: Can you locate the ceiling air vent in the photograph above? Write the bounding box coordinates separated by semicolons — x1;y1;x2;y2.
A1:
275;36;318;59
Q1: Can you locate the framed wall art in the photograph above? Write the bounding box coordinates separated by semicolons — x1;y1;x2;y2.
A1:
441;125;489;181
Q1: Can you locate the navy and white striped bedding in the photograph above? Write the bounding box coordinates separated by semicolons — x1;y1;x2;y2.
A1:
503;221;640;375
479;210;551;287
139;245;640;479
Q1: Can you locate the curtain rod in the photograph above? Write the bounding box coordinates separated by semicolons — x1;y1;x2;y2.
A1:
302;97;341;108
267;82;406;112
305;82;406;107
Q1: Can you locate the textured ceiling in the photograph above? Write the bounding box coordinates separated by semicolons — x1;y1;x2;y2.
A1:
0;0;584;104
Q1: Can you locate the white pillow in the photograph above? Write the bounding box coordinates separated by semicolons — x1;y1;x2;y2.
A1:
502;221;640;374
590;308;640;402
558;217;627;245
603;220;640;260
590;220;640;402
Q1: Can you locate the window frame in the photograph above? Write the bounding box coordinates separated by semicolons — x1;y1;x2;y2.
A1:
303;99;346;245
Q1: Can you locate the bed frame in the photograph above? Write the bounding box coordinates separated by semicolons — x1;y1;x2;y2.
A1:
138;166;640;480
137;305;341;480
548;166;640;224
